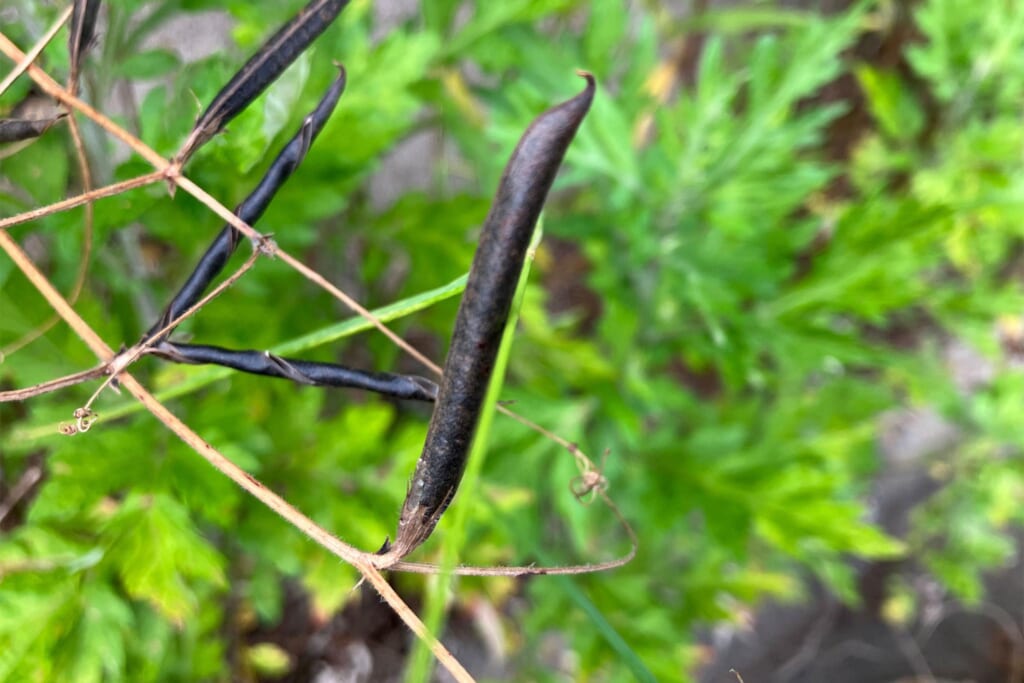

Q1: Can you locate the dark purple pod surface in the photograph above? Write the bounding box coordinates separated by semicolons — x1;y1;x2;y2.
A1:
156;341;438;402
145;69;345;342
387;73;596;560
0;116;66;143
176;0;349;164
68;0;101;92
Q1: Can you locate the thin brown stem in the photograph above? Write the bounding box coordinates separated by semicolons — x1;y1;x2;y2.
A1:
172;175;444;375
353;560;475;683
388;491;637;576
82;249;260;412
497;402;607;480
0;31;169;169
0;171;163;232
0;365;106;402
1;105;97;358
65;110;95;302
0;5;72;97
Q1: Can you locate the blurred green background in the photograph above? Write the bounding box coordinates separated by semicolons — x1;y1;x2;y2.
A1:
3;0;1024;680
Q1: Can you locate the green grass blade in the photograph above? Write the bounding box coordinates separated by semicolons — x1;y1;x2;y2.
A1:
545;571;657;683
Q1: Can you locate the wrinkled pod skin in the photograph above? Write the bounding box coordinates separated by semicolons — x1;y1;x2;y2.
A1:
176;0;349;164
381;73;596;562
154;341;438;402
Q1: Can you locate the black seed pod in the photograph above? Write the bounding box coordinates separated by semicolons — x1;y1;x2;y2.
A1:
146;68;346;341
0;115;66;143
68;0;101;93
176;0;349;164
156;341;438;402
386;73;596;560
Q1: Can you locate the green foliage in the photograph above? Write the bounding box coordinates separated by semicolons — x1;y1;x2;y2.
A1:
4;0;1024;680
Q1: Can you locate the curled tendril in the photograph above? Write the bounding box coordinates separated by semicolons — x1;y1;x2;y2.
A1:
570;448;611;505
73;407;98;433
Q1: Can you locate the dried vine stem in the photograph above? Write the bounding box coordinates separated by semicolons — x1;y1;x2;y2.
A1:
388;490;637;576
0;171;163;231
0;365;106;402
0;5;72;97
0;31;168;169
0;227;475;683
4;109;98;357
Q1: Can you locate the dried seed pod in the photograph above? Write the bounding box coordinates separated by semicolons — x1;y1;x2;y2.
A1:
146;68;346;341
68;0;101;93
156;341;438;402
385;73;596;560
0;115;66;143
175;0;349;164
